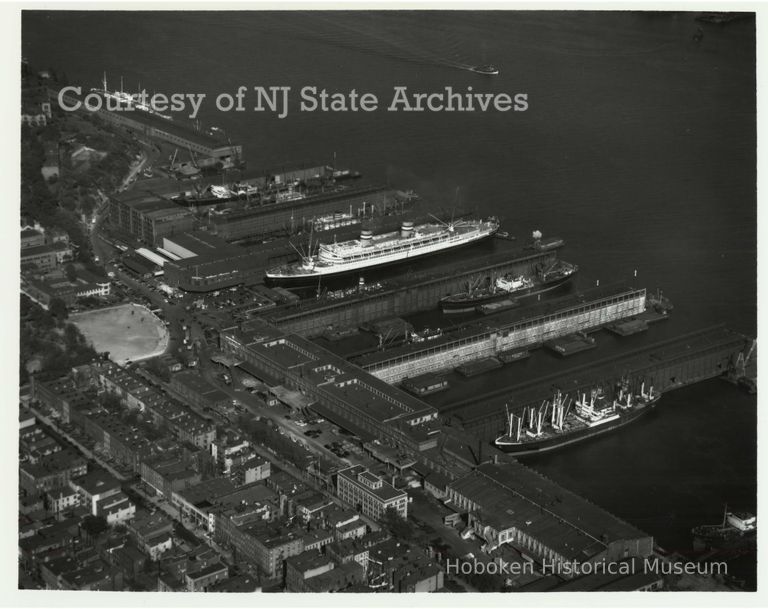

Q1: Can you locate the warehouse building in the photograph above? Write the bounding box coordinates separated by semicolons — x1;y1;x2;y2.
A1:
53;87;242;167
109;192;196;246
220;320;441;454
445;462;653;576
208;185;401;240
161;231;265;292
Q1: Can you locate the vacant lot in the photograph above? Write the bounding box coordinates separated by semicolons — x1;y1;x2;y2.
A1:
71;303;168;364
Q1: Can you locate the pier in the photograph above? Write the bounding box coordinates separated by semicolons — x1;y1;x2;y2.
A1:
444;325;751;444
263;247;560;336
356;285;646;384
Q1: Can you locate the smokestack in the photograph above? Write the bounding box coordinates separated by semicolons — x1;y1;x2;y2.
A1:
401;221;414;238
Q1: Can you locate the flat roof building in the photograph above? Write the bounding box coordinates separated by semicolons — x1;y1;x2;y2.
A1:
220;321;440;454
336;465;408;521
445;462;653;573
109;192;195;246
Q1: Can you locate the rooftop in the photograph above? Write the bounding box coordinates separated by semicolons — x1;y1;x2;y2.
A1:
163;231;237;258
178;478;236;509
172;371;229;403
338;465;407;503
224;322;438;428
71;469;122;496
215;482;278;510
286;548;333;573
187;561;228;581
20;241;70;257
449;463;650;561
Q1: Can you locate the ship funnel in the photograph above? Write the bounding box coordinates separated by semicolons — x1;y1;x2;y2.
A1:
360;229;373;246
401;221;414;238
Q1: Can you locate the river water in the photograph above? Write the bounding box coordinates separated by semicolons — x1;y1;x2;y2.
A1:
23;10;757;587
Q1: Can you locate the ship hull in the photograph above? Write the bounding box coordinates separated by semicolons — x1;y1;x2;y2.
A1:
266;221;498;285
691;528;756;555
495;397;659;456
440;271;575;313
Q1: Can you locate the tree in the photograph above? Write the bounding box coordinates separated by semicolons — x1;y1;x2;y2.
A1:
64;263;78;282
49;297;68;320
81;515;108;540
382;507;415;540
100;391;123;412
145;358;170;383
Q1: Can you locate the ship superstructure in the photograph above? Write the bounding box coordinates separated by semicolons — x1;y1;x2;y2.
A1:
266;217;499;281
440;259;577;312
495;380;660;455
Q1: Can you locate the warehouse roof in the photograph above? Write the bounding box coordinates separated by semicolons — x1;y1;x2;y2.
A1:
448;463;650;562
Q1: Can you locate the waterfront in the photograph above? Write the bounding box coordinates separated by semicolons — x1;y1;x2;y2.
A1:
23;9;756;588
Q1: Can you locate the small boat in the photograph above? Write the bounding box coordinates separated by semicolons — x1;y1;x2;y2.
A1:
471;65;499;75
692;507;756;552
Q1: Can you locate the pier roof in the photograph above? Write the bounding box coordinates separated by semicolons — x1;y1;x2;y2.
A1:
450;462;649;561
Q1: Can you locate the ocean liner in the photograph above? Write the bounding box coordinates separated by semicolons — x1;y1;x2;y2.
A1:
440;259;578;313
495;380;660;455
265;217;499;282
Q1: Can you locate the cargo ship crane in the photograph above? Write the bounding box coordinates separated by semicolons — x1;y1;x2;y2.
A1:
726;338;757;392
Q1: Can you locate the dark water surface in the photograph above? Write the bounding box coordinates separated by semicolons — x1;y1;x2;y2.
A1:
23;10;757;586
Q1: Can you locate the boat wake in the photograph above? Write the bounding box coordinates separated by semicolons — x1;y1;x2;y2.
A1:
285;12;490;75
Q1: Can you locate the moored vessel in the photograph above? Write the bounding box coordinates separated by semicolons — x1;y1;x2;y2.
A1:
172;181;260;205
265;217;499;283
440;259;578;313
692;507;756;552
495;380;660;455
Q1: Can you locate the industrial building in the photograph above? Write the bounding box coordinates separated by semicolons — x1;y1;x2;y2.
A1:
336;465;408;520
207;185;404;240
170;370;231;412
160;231;265;292
108;191;196;246
445;463;653;573
53;87;242;167
357;286;648;383
220;320;441;454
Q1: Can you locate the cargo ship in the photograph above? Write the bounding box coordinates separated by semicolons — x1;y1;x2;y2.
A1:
692;507;756;552
440;259;578;313
265;217;499;283
495;380;660;455
90;72;173;121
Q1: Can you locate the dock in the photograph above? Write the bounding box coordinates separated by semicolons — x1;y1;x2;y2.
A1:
445;325;752;443
606;319;649;336
356;284;646;384
401;372;449;396
456;357;503;377
262;247;561;337
477;298;519;315
498;348;532;364
545;333;597;356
